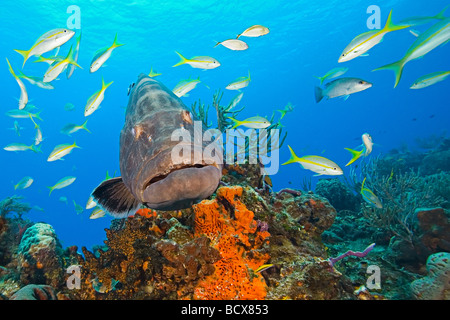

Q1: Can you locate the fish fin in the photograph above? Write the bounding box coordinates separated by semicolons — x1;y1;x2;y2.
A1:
112;33;125;48
342;94;350;101
435;5;449;19
101;77;114;90
91;177;140;217
173;51;188;67
409;29;420;37
35;111;43;122
66;45;82;69
373;58;406;88
344;147;364;166
314;75;325;85
13;49;31;67
31;144;42;153
214;41;221;48
382;10;410;32
282;145;301;165
228;117;242;129
5;58;17;78
314;86;324;103
361;177;367;193
47;186;54;196
81;119;91;133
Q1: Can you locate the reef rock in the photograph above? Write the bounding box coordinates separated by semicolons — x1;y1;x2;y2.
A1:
410;252;450;300
17;223;64;288
315;178;360;212
415;207;450;254
10;284;57;300
420;150;450;175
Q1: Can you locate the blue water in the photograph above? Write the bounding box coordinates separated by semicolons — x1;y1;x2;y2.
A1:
1;0;449;250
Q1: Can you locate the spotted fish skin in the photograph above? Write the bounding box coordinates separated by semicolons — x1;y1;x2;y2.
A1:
92;74;222;216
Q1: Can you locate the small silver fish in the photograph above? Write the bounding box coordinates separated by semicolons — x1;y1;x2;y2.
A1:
315;78;372;103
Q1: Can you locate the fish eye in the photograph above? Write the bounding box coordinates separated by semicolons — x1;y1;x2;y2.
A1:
359;81;364;84
333;167;337;170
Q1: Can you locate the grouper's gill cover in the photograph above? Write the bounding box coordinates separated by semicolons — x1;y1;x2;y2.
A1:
92;74;223;217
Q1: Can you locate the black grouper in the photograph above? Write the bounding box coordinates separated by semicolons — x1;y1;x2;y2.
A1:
92;74;223;217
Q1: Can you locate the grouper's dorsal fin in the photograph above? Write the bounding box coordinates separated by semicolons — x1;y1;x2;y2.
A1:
91;177;140;218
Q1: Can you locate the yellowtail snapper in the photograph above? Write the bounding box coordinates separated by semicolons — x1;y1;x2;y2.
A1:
237;25;270;38
410;71;450;89
172;51;220;69
339;10;409;63
60;120;91;136
47;141;81;162
90;33;124;73
215;39;248;50
14;28;75;67
315;67;349;85
6;58;28;110
47;176;76;196
228;116;271;129
172;77;201;97
361;178;382;209
226;71;251;90
84;77;113;117
4;143;41;153
14;176;33;190
399;5;448;26
345;133;374;166
282;146;343;176
373;18;450;88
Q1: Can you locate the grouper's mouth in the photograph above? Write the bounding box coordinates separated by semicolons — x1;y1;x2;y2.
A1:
141;162;222;211
143;163;211;188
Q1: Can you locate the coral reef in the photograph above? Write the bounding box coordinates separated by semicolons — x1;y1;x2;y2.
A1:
315;178;360;212
193;186;270;299
0;195;31;219
2;143;449;300
17;223;64;288
410;252;450;300
10;284;57;300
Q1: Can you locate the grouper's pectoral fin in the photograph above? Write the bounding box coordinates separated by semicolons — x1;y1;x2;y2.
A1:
91;177;140;218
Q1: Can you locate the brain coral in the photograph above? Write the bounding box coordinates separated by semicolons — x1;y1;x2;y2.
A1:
17;223;64;287
410;252;450;300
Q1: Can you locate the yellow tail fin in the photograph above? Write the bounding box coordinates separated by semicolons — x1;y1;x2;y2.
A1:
14;49;31;67
173;51;188;67
383;10;410;32
282;145;301;165
344;147;364;166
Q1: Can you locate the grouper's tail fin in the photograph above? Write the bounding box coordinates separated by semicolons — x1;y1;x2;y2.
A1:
91;177;140;218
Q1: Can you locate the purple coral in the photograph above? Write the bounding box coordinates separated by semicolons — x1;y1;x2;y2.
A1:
328;243;376;268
